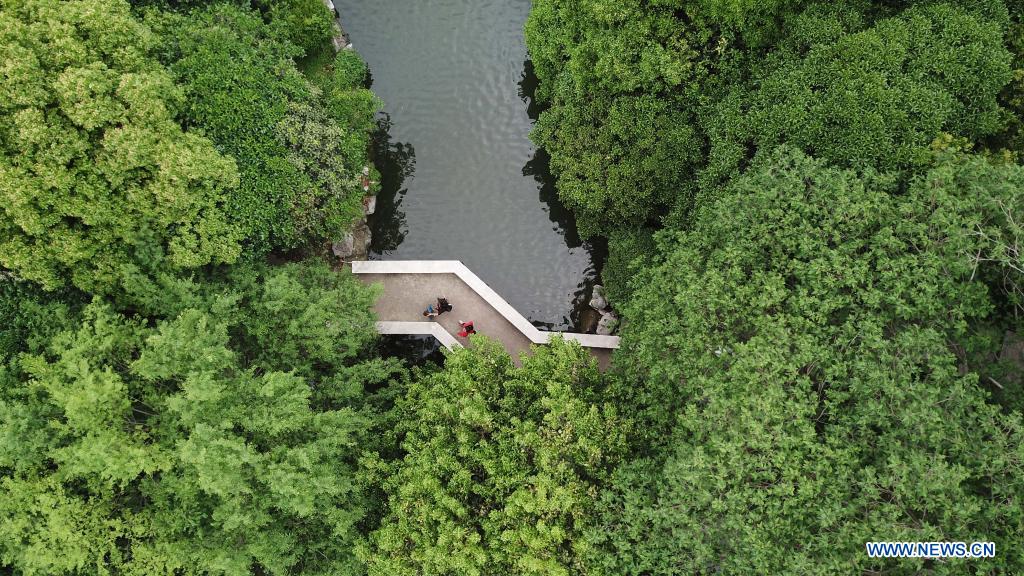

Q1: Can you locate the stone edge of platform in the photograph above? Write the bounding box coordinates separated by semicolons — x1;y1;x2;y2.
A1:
351;260;621;349
375;321;463;350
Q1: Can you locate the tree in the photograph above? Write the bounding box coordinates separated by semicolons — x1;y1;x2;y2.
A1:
149;2;375;251
526;0;705;237
595;146;1024;574
229;261;382;378
689;0;804;39
593;326;1024;575
316;50;381;140
364;338;626;576
258;0;335;56
600;227;655;307
0;261;403;575
0;1;400;573
0;277;78;363
0;0;241;294
919;142;1024;321
703;2;1012;186
992;2;1024;150
527;0;1014;238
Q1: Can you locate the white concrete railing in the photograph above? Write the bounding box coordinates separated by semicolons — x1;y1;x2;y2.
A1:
376;321;463;350
352;260;621;349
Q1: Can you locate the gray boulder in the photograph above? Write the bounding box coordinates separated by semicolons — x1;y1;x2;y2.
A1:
331;236;354;259
589;284;609;311
332;221;372;261
596;311;619;336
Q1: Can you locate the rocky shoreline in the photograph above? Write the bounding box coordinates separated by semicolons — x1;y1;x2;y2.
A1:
322;0;352;51
581;284;620;336
322;0;377;263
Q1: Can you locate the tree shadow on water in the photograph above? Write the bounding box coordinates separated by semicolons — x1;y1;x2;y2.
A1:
519;59;608;332
523;147;583;249
519;58;585;250
369;112;415;255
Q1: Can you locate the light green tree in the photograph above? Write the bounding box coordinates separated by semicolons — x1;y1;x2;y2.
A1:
0;0;241;294
364;338;627;576
0;261;399;575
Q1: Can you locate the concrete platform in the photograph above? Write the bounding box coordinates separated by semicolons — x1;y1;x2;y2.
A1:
353;261;614;369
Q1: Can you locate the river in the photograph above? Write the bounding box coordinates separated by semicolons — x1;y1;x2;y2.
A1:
335;0;603;331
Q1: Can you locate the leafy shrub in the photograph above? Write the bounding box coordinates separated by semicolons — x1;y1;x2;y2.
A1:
260;0;335;56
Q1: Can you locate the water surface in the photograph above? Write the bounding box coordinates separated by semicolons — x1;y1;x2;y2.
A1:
336;0;602;330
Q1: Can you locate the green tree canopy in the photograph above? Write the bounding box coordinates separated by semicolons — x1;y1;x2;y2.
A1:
0;0;242;294
596;146;1024;574
148;2;377;252
257;0;335;56
594;325;1024;575
526;0;704;237
364;338;627;576
704;2;1013;185
528;0;1014;239
227;261;382;379
0;261;402;576
687;0;808;46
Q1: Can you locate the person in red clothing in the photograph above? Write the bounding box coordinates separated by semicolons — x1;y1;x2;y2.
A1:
457;320;476;337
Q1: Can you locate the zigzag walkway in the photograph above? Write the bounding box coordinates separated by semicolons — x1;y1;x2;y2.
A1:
351;261;617;368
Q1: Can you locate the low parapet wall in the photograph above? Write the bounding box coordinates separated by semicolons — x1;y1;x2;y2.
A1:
351;260;621;349
376;321;463;350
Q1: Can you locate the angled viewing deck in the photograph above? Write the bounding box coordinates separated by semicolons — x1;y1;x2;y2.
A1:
352;261;618;367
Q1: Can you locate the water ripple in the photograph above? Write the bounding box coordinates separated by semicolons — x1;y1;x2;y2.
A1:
336;0;603;330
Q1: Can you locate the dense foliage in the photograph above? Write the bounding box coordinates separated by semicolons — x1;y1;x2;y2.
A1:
364;339;625;576
148;2;378;252
703;3;1012;184
3;0;1024;574
0;262;400;575
526;0;1024;573
0;1;397;574
526;0;703;237
527;0;1014;234
256;0;335;56
597;147;1024;574
0;0;241;294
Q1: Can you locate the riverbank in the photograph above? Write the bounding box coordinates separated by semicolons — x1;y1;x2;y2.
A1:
300;0;377;263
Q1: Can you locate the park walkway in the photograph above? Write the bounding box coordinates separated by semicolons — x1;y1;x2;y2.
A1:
352;261;618;368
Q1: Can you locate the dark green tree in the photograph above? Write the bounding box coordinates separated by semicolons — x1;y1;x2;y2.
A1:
228;261;382;378
526;0;705;237
527;0;1013;238
257;0;335;56
596;146;1024;574
148;2;375;251
704;2;1013;185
